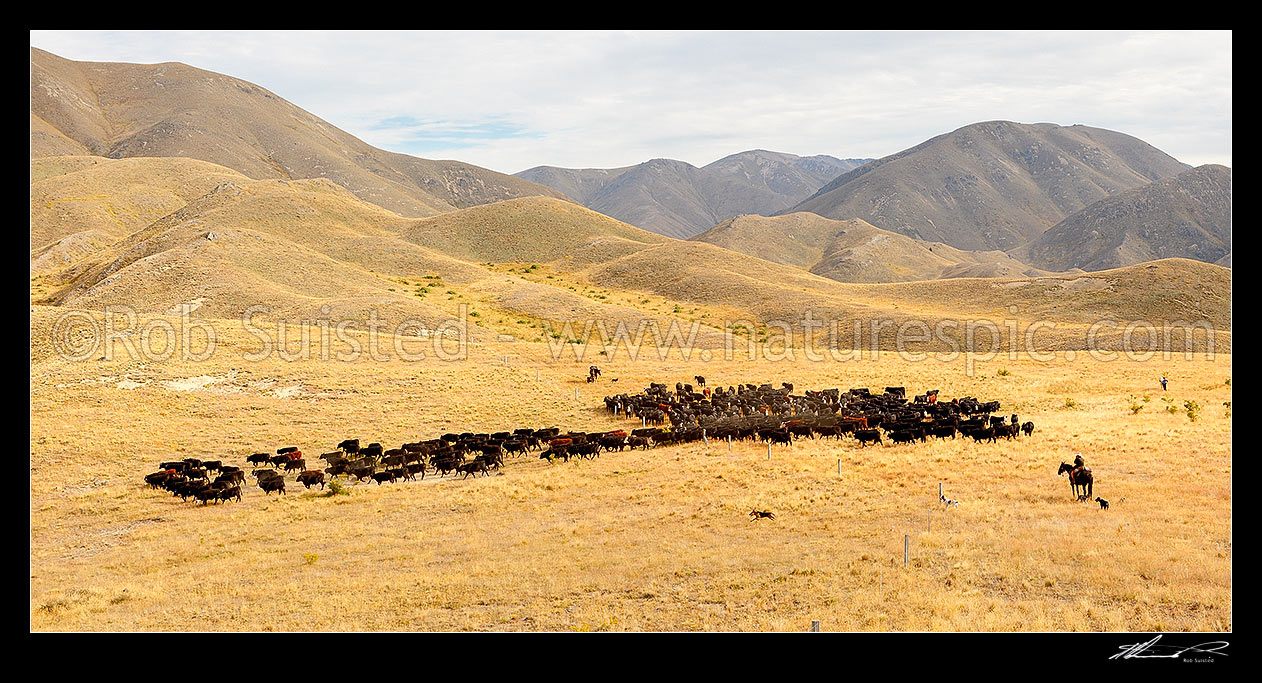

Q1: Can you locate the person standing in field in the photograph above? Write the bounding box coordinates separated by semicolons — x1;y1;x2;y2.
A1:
1160;376;1168;391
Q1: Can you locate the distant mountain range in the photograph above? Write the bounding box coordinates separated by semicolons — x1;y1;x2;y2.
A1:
788;121;1192;252
517;151;871;239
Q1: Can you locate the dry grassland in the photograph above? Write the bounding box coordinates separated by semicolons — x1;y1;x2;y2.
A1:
30;310;1231;631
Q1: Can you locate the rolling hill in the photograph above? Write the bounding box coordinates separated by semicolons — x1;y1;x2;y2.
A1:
789;121;1190;251
517;150;869;238
30;47;568;218
387;196;1229;348
32;159;1229;354
30;156;252;267
691;213;1046;283
32;174;734;348
1021;164;1232;272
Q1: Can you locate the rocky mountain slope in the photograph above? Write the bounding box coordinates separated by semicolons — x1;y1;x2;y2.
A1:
1021;164;1232;271
789;121;1190;251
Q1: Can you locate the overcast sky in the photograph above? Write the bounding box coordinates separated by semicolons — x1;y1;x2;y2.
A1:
30;30;1232;173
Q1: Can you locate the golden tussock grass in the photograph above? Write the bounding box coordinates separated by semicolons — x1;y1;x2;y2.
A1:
30;311;1231;631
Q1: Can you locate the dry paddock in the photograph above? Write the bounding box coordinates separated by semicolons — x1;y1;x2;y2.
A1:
30;323;1231;631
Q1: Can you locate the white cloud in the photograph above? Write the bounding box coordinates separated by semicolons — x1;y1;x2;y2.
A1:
30;30;1231;172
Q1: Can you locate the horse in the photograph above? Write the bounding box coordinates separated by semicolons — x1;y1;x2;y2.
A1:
1058;462;1093;500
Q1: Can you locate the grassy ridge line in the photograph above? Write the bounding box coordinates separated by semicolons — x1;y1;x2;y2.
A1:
34;173;1229;353
30;48;569;218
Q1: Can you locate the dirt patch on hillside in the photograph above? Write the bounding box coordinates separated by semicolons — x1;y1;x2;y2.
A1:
1057;277;1111;293
57;371;343;400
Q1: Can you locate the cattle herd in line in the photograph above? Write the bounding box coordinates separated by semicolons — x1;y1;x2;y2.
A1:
142;378;1033;506
603;378;1034;447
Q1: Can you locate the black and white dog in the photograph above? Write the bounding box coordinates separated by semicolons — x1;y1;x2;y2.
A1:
1095;497;1110;510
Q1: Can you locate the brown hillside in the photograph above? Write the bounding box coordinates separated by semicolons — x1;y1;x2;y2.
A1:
789;121;1189;251
30;47;568;218
34;174;1229;353
1022;164;1232;271
693;213;1045;283
395;200;1229;351
30;156;250;255
396;196;671;264
30;113;90;157
35;182;733;348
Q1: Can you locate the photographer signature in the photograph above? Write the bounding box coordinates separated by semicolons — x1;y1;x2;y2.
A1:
1110;635;1229;660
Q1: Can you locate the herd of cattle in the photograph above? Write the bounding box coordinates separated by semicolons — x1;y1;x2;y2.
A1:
603;380;1033;447
142;379;1032;506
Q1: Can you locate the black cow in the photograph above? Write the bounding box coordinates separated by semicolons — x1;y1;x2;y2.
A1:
459;461;490;478
406;462;427;480
761;429;792;446
215;471;245;487
888;429;918;444
855;429;882;446
297;470;325;489
247;453;271;467
216;486;242;503
144;471;174;487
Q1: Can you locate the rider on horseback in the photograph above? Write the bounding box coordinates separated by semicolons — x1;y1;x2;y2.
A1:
1072;452;1090;477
